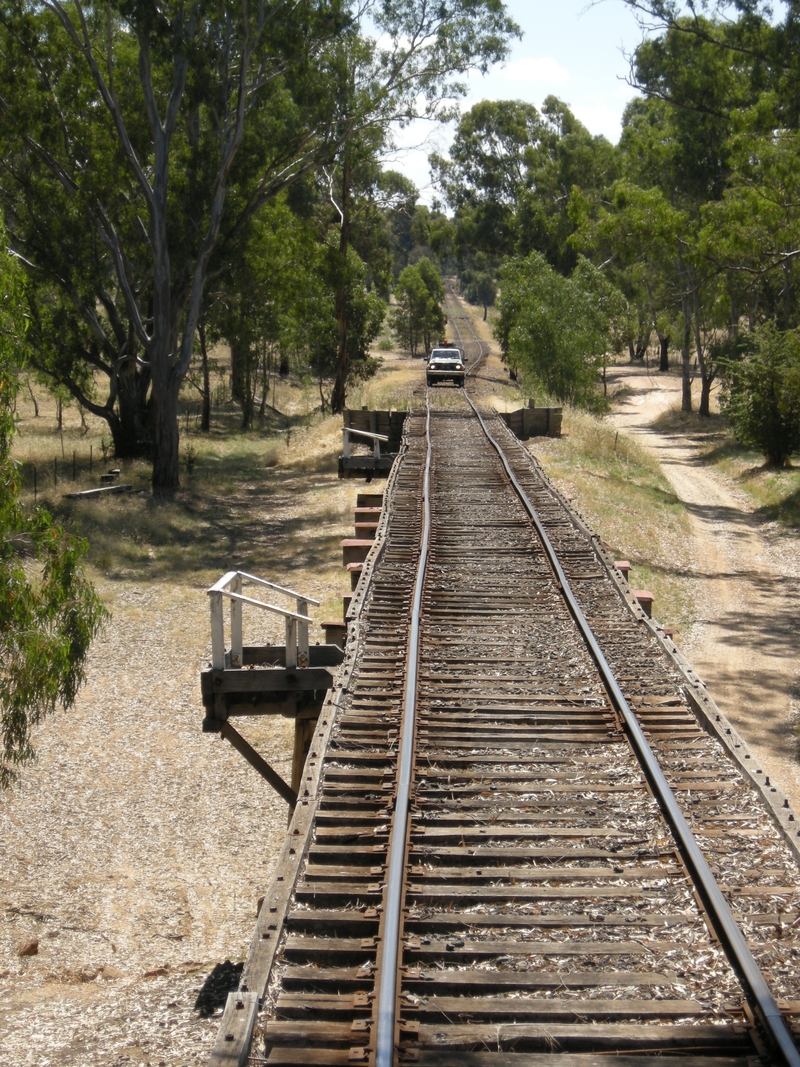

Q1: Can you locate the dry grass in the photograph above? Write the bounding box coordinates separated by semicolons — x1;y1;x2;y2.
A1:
8;346;434;670
532;407;697;638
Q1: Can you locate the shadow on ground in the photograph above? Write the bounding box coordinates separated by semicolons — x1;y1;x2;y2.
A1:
194;960;244;1017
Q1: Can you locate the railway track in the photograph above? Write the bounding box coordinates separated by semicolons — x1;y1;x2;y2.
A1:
209;314;800;1067
445;287;489;378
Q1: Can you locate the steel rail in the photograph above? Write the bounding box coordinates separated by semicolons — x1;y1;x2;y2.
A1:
374;398;432;1067
464;392;800;1067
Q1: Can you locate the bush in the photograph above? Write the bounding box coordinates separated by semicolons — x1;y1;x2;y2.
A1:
719;324;800;467
1;232;107;786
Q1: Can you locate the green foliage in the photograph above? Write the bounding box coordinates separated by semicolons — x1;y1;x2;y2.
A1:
392;259;446;357
432;97;617;273
306;241;386;391
462;270;496;318
718;325;800;467
495;253;629;407
0;0;520;486
0;239;106;787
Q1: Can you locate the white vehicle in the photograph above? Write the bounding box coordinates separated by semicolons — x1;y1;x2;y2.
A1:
426;345;465;386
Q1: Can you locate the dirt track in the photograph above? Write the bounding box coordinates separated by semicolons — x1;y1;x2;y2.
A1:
608;363;800;816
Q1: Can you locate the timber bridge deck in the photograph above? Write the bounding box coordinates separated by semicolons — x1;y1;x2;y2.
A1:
204;314;800;1067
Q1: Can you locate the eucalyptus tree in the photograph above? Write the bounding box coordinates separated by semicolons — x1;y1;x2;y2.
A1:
719;323;800;466
432;97;616;276
0;0;519;487
392;259;446;357
0;0;347;487
431;99;544;260
700;105;800;331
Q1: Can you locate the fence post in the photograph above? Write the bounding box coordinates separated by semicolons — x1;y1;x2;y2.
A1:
230;573;243;667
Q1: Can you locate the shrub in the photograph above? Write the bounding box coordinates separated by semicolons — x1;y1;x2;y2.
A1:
719;324;800;467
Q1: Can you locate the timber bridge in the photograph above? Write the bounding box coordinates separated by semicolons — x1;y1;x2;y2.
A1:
201;302;800;1067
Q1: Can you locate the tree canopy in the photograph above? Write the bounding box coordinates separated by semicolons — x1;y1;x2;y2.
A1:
418;1;800;464
0;0;519;486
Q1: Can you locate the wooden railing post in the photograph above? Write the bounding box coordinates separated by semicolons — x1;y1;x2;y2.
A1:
208;571;319;674
297;598;309;664
230;572;243;667
285;616;298;669
209;590;226;670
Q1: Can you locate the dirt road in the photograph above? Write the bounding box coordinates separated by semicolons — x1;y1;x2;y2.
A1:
608;364;800;815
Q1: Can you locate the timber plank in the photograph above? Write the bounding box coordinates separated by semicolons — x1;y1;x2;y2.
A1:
280;965;675;991
263;1020;748;1053
273;993;702;1020
207;992;259;1067
265;1051;355;1065
295;881;661;903
409;1054;748;1067
411;1022;748;1052
406;884;665;901
406;826;634;840
306;864;677;883
283;936;678;961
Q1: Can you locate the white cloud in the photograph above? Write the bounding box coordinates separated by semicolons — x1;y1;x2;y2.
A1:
499;57;570;85
571;98;630;142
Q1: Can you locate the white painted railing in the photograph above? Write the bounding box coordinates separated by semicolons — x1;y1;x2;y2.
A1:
207;571;320;671
342;427;389;459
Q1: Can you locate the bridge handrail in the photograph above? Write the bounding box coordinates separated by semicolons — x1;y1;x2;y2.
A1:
207;570;319;670
342;426;389;459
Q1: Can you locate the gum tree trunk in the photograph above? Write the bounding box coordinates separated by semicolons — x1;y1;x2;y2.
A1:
680;293;693;413
693;287;713;417
151;374;180;491
199;322;211;432
331;156;351;416
658;333;670;372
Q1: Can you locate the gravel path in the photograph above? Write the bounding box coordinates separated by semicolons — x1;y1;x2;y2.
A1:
609;364;800;817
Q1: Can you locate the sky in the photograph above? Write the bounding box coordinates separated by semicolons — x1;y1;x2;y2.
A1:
388;0;654;203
